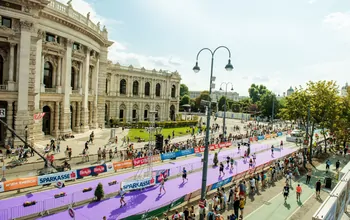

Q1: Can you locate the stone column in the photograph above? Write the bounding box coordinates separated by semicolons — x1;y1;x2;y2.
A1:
40;54;45;92
89;102;92;127
116;102;119;120
71;103;76;131
53;102;60;137
81;48;90;132
15;21;32;146
116;75;120;96
77;102;81;132
78;62;83;93
6;102;13;139
7;43;15;91
91;58;99;129
56;57;62;93
62;39;73;134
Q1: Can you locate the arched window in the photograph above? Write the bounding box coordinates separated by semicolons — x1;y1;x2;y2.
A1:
133;81;139;95
171;85;176;98
156;83;161;97
105;78;108;94
44;62;53;88
144;82;150;96
120;79;126;95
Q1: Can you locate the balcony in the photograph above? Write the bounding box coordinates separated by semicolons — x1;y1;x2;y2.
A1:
0;85;7;91
72;90;80;94
44;88;57;93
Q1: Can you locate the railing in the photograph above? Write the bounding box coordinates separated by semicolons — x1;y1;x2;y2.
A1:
46;0;102;35
0;84;8;91
72;89;79;94
44;88;56;93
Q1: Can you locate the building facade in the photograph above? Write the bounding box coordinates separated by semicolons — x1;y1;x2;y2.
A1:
0;0;180;147
189;90;239;101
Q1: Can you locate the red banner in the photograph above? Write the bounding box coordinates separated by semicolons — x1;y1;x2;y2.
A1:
133;157;149;167
195;142;231;152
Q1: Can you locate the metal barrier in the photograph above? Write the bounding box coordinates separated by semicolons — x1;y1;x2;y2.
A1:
0;143;274;219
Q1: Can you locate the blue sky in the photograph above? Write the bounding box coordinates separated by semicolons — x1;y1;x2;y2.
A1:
59;0;350;96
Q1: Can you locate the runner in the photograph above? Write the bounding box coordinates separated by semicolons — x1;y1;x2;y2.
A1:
159;178;166;195
226;156;230;168
315;179;321;198
252;153;256;164
219;162;225;176
271;145;274;157
296;184;302;201
182;167;188;183
283;183;290;202
249;158;253;169
119;187;126;208
230;157;234;171
238;143;241;154
280;140;283;150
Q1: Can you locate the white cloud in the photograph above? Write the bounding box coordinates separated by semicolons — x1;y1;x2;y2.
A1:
308;0;317;4
324;12;350;31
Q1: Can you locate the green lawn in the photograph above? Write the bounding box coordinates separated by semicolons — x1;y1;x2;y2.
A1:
127;127;201;142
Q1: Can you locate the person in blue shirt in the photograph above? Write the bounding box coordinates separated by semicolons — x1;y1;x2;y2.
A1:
182;167;188;183
326;159;331;173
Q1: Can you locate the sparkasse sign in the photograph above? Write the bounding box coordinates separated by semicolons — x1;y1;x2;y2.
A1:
38;171;77;185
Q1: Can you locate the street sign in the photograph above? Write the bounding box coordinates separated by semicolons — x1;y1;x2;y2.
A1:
0;108;5;118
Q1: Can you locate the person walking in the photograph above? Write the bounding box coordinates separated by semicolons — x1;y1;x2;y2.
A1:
296;184;302;201
336;160;340;171
271;145;274;157
283;183;290;203
306;169;312;184
315;179;321;199
119;188;126;208
252;153;256;164
325;159;331;173
230;157;234;171
239;197;245;219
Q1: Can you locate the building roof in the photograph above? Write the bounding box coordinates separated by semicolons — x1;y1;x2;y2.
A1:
287;86;294;92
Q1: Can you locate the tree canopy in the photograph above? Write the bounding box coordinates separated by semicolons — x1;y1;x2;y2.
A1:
180;84;189;97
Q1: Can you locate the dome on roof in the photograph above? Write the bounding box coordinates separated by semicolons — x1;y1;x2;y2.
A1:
287;86;294;92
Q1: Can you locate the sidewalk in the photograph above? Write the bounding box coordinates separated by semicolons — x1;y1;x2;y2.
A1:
244;155;342;220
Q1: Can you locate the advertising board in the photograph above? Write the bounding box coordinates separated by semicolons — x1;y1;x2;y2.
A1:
38;170;77;185
76;164;107;179
3;177;38;191
121;177;156;191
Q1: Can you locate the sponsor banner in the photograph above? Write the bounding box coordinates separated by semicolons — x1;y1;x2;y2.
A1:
133;157;148;167
277;132;283;136
113;160;133;171
257;135;265;140
265;134;271;139
154;169;170;184
0;182;4;192
209;144;216;151
194;146;205;153
271;133;277;138
76;164;107;179
151;155;161;163
105;163;114;172
210;176;233;190
160;152;177;160
121;177;155;191
38;170;77;185
4;177;38;191
175;148;194;157
217;142;231;148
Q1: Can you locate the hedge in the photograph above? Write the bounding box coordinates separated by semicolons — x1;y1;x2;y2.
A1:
109;120;198;129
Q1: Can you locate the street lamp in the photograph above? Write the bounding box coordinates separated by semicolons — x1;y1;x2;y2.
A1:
220;82;233;140
24;125;28;149
271;93;280;129
193;46;233;220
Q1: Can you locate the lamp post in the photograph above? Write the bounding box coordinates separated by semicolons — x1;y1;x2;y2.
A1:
24;125;28;149
220;82;233;141
193;46;233;220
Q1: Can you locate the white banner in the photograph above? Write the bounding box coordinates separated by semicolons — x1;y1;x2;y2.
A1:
38;170;77;185
121;177;155;191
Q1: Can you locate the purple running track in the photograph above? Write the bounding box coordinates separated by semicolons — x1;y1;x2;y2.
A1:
0;143;270;212
37;147;295;220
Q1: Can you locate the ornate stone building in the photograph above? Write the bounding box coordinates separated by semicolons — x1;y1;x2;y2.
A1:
0;0;181;147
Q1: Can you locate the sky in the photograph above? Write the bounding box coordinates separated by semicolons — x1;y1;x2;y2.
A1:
58;0;350;96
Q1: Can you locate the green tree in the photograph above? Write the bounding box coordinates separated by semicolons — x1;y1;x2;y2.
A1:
218;96;227;111
180;84;189;97
180;94;190;106
248;84;268;103
195;91;211;112
334;87;350;147
258;91;280;118
94;183;104;201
